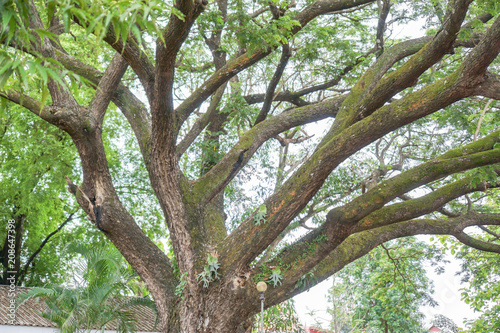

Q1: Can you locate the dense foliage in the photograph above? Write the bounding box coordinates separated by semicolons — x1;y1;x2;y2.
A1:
456;227;500;332
328;237;442;333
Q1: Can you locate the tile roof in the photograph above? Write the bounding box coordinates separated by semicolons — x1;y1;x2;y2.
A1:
0;285;159;332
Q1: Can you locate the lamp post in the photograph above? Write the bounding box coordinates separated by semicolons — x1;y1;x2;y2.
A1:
256;281;267;333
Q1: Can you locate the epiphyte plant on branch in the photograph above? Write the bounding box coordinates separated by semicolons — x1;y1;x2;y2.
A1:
1;0;500;332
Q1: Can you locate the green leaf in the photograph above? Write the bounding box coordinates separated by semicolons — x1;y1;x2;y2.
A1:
268;267;283;287
130;25;142;44
47;0;56;26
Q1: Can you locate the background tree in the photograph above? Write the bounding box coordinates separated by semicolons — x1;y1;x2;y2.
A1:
328;237;441;333
454;226;500;332
257;299;303;333
1;0;500;332
430;314;459;333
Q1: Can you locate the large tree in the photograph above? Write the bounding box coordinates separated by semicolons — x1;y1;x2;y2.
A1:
1;0;500;331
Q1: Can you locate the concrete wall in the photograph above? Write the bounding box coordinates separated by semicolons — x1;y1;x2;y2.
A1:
0;325;58;333
0;325;159;333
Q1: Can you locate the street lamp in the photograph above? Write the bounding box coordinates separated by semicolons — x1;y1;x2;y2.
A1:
256;281;267;333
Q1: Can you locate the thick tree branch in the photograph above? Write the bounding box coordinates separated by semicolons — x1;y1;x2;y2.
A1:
254;44;291;125
72;14;155;102
267;212;500;305
0;89;86;136
192;96;344;202
154;0;208;123
147;1;213;297
107;37;154;102
0;90;46;119
353;175;493;233
455;232;500;254
66;170;178;318
90;53;129;122
461;14;500;81
54;50;152;165
475;72;500;99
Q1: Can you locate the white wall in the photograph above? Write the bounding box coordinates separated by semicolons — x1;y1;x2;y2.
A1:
0;325;58;333
0;325;159;333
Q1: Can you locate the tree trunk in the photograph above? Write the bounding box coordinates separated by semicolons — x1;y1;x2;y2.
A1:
154;286;258;333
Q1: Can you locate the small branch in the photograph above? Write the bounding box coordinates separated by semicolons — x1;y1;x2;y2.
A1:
473;99;493;141
380;243;412;295
438;207;462;218
250;7;269;18
17;212;76;283
254;44;291;125
478;225;500;240
177;83;227;157
326;2;373;15
293;47;378;97
274;130;313;146
65;176;96;224
244;91;310;107
0;90;45;118
90;53;129;122
28;0;78;108
375;0;391;54
176;61;214;73
465;194;473;212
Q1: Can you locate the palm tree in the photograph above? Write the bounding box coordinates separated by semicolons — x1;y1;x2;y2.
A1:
17;243;157;333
